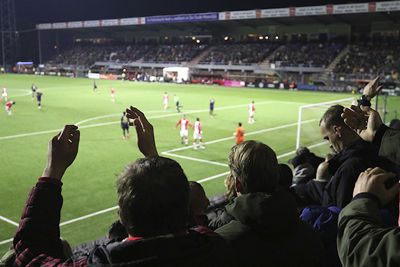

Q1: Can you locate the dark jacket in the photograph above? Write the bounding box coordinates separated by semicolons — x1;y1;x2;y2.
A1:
373;124;400;165
338;194;400;267
294;139;398;208
13;179;231;267
213;190;325;267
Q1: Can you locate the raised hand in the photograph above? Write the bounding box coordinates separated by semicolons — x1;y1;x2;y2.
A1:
126;106;158;157
353;167;399;206
42;125;80;180
342;105;383;142
363;76;383;100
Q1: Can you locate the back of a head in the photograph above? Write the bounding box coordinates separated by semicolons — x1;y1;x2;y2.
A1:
116;157;189;237
229;140;279;194
188;181;209;216
278;163;293;188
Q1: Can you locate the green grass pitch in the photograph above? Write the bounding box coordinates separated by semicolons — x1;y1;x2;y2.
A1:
0;74;398;254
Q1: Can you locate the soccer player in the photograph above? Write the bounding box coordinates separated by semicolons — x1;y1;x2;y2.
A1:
5;101;15;115
248;100;255;124
234;122;245;144
209;98;215;118
111;87;115;102
176;114;192;145
36;90;43;109
163;92;169;110
193;117;205;150
93;81;98;92
174;94;181;113
31;84;37;100
121;111;130;139
1;87;7;102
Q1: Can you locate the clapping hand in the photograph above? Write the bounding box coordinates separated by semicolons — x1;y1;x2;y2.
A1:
42;125;80;180
126;106;158;157
342;105;383;142
353;167;399;206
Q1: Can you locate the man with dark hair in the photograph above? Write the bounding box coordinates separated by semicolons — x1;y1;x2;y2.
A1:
294;104;398;208
12;107;231;266
209;140;324;266
117;156;189;237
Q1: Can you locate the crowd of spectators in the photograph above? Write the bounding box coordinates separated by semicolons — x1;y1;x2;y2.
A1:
45;43;207;67
45;40;400;82
2;77;400;267
200;43;279;65
271;42;344;68
333;43;400;81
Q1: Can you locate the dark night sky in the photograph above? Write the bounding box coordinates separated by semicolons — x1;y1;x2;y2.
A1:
15;0;374;29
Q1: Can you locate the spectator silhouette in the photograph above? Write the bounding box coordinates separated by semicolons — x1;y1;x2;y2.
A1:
210;140;325;266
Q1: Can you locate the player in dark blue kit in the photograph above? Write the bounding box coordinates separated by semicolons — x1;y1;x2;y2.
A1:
31;84;37;100
209;98;215;118
36;90;43;109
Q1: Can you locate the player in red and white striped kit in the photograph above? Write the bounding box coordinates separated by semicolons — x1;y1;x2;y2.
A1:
193;117;205;150
248;100;255;124
1;87;7;102
163;92;169;110
5;101;15;115
175;115;192;145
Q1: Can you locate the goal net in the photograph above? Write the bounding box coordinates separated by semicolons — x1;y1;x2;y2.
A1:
295;97;357;149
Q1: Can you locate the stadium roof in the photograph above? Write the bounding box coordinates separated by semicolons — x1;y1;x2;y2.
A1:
36;1;400;31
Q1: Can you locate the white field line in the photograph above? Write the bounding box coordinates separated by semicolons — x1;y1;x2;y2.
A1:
197;171;231;183
0;238;13;245
75;110;176;126
6;89;31;98
59;206;118;227
162;152;229;167
0;215;19;226
0;140;329;245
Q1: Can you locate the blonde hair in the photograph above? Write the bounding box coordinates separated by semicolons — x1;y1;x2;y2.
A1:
229;140;278;194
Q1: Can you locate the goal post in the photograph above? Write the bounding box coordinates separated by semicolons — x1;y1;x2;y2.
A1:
296;97;356;149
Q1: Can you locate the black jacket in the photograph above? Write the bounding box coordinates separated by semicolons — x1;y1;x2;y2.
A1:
294;138;398;208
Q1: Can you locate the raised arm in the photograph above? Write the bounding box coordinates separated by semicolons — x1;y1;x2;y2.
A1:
126;106;158;157
14;125;85;266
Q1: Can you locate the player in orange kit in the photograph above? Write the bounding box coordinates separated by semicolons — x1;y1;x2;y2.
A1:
234;122;245;144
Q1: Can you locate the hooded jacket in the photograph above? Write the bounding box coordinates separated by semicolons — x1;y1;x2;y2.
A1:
214;190;325;267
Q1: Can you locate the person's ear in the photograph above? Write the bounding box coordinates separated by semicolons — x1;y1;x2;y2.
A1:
235;177;243;195
333;125;342;138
